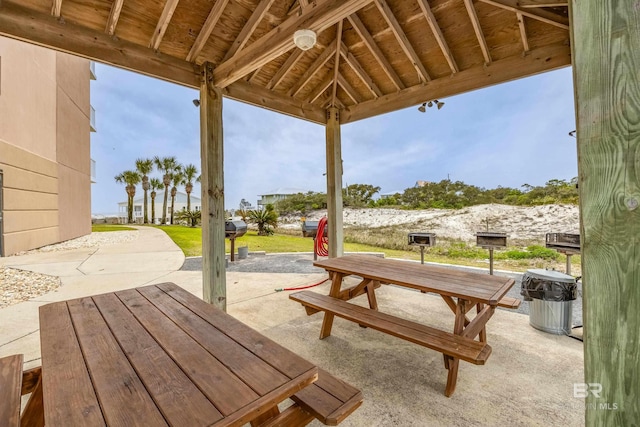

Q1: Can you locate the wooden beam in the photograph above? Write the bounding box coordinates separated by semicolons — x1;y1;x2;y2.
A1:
331;21;343;106
306;73;334;104
463;0;491;64
416;0;458;73
299;0;310;8
149;0;180;50
186;0;230;62
339;42;382;97
222;0;277;62
51;0;62;17
266;49;304;89
213;0;372;88
105;0;124;35
325;107;344;258
516;13;529;53
374;0;431;82
0;1;200;88
288;40;337;97
571;1;640;423
199;62;226;310
224;80;326;124
477;0;569;29
519;0;567;7
337;73;362;104
341;42;570;123
348;14;404;90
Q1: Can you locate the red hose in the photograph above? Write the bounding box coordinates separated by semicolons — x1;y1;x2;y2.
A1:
315;216;329;257
275;278;330;292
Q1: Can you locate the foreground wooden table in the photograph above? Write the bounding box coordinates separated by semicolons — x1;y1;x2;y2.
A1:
39;282;318;426
291;255;516;396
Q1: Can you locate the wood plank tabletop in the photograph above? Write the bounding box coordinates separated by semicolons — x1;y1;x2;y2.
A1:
314;255;515;305
39;282;318;427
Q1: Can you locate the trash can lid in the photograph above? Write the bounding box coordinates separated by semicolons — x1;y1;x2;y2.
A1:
524;268;575;283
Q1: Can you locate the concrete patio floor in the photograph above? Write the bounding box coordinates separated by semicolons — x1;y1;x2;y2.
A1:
0;227;585;426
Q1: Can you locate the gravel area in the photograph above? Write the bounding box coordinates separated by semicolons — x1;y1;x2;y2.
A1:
12;230;138;255
1;267;60;308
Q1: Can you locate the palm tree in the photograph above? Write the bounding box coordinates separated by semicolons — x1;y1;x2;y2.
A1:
135;158;154;224
249;204;278;235
150;178;163;224
182;164;199;211
114;170;141;223
153;156;178;224
170;168;185;225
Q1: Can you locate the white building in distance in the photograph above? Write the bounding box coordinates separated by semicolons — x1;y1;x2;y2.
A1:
118;191;201;224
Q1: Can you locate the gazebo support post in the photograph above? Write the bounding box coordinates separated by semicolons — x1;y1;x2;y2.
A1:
325;107;344;258
199;62;227;311
571;1;640;423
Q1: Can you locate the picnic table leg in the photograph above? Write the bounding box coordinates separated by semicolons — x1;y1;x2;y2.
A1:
445;299;467;397
320;272;345;339
476;303;487;343
250;406;281;427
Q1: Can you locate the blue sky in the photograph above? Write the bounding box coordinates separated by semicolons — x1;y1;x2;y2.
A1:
90;64;577;214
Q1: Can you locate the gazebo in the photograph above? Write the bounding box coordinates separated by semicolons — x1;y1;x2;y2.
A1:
0;1;635;423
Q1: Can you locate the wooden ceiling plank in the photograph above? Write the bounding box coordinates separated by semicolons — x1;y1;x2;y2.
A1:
373;0;431;82
105;0;124;35
222;0;277;62
477;0;569;29
150;0;181;50
341;43;571;123
518;0;568;7
288;40;337;97
347;14;404;90
339;42;382;97
266;49;304;89
186;0;231;62
307;74;334;104
213;0;372;88
516;13;529;53
299;0;310;8
337;73;362;104
331;20;344;106
416;0;458;74
51;0;62;17
463;0;491;64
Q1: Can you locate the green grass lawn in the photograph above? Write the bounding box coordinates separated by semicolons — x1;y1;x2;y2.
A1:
92;224;137;232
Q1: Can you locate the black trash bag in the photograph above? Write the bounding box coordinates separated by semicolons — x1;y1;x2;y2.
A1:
520;272;577;302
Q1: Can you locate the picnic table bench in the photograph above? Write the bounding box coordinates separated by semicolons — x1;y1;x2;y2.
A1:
290;255;517;397
0;354;44;427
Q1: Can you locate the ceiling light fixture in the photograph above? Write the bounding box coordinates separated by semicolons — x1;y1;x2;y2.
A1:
568;130;577;137
427;101;433;108
419;99;445;112
435;100;445;110
192;99;200;107
418;103;427;113
293;29;317;51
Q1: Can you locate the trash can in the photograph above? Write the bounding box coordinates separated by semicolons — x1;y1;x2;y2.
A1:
237;246;249;260
520;269;577;335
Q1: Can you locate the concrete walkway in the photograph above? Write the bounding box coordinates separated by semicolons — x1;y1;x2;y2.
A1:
0;229;586;426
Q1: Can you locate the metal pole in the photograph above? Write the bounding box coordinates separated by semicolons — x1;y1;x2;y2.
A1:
313;236;317;261
230;238;235;262
566;254;572;275
420;246;425;265
489;248;494;275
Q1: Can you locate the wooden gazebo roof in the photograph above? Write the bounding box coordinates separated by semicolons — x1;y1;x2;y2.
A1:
0;0;570;124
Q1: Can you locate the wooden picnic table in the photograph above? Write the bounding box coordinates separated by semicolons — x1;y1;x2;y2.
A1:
290;255;517;397
39;282;323;427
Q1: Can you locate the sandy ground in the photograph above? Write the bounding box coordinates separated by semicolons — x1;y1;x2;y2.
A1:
280;204;579;243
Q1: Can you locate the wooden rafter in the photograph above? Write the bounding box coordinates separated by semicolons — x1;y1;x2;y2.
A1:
518;0;567;7
306;73;334;104
341;43;570;123
477;0;569;29
186;0;230;62
150;0;180;50
288;40;337;97
463;0;491;64
339;42;382;98
516;13;529;53
266;49;304;90
105;0;124;35
416;0;458;74
299;0;310;8
248;67;262;83
337;74;361;104
213;0;372;89
51;0;62;17
331;21;343;106
347;14;404;90
222;0;277;62
374;0;430;82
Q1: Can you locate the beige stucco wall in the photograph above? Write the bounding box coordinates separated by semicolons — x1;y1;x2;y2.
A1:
0;38;91;255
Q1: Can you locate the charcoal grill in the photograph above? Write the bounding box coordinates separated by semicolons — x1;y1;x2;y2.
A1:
476;231;508;275
546;233;580;275
408;232;436;264
301;221;327;238
225;220;247;262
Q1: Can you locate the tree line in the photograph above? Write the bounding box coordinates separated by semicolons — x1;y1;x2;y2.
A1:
275;178;579;214
115;157;199;224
